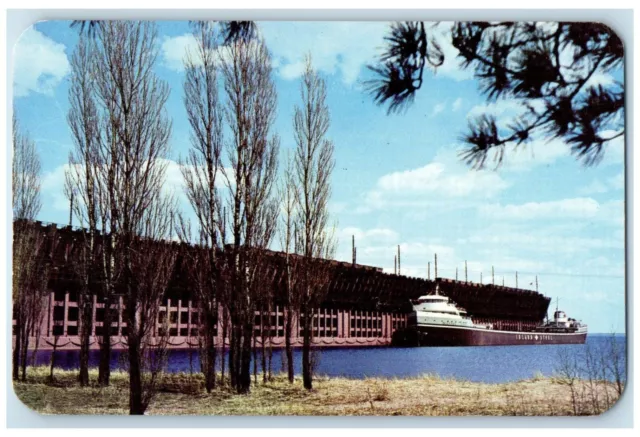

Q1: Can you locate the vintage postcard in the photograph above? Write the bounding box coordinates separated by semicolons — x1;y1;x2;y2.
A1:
11;19;625;417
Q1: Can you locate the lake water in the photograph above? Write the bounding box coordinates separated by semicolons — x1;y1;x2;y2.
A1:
33;334;625;383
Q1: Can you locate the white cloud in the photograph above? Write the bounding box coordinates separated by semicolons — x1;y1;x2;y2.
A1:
579;180;609;195
377;162;506;197
488;138;572;172
161;34;199;71
463;232;624;254
41;159;236;224
431;102;446;117
338;226;399;246
355;147;509;213
479;197;601;221
333;226;456;278
161;22;477;86
580;171;625;195
452;97;463;111
161;32;238;72
42;164;73;212
389;158;506;196
260;21;389;85
467;99;539;120
13;27;70;97
465;99;581;171
479;197;624;227
597;199;625;227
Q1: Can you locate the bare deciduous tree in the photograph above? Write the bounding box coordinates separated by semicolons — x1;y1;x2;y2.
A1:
278;152;300;384
92;21;173;414
180;20;225;393
607;333;626;396
12;114;50;382
291;56;337;390
65;35;101;387
12;115;41;220
554;335;626;416
129;194;178;413
221;36;279;394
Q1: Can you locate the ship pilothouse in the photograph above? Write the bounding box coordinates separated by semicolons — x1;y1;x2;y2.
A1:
408;284;483;329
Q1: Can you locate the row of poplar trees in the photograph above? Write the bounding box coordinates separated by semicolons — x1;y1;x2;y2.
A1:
12;20;336;414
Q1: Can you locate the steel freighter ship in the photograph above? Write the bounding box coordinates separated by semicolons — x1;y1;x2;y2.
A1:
394;285;587;347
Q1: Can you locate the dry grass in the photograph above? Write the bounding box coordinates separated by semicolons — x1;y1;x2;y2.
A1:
13;366;621;416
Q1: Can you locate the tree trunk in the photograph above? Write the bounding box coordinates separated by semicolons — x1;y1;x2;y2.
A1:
128;334;144;415
267;339;273;382
49;335;59;382
267;304;273;382
78;293;91;386
285;308;294;383
238;322;253;394
31;323;42;375
20;323;29;381
221;312;227;386
125;228;145;416
230;323;236;389
204;312;216;393
13;311;22;381
253;328;258;385
302;308;312;390
98;298;112;386
261;309;267;384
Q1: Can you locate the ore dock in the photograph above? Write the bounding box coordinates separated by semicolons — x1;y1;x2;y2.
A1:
13;220;553;350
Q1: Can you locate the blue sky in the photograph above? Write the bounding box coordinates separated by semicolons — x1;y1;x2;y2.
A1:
12;21;625;333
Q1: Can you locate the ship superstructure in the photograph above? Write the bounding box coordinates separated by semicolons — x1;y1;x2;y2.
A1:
399;285;588;347
535;310;588;334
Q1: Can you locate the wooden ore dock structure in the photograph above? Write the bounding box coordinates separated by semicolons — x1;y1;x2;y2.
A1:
12;221;551;350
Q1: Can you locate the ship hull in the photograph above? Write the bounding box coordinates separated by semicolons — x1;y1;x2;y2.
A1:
394;324;587;347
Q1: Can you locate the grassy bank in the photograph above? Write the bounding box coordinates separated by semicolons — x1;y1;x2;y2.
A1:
13;366;620;416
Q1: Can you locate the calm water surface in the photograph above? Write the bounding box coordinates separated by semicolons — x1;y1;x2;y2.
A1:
33;334;625;383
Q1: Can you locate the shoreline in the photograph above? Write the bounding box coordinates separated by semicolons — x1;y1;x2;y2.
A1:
13;366;622;416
